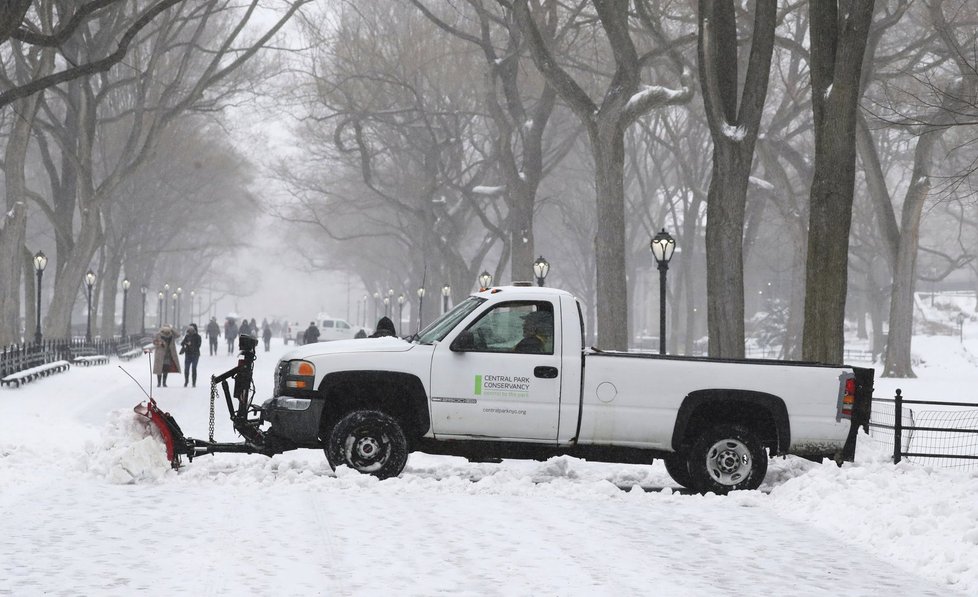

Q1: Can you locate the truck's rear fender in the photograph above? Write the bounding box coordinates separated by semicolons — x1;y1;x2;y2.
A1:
672;390;790;454
317;370;431;443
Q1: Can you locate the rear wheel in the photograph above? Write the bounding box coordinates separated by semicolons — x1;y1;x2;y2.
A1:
687;424;767;494
663;452;692;489
325;410;408;480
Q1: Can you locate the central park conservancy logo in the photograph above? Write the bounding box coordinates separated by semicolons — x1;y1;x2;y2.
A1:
475;374;531;398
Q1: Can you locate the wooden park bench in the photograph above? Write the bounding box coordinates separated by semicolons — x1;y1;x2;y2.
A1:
69;345;110;366
1;358;71;388
116;342;144;361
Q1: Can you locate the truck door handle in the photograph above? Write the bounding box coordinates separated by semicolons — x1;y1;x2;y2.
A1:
534;366;558;379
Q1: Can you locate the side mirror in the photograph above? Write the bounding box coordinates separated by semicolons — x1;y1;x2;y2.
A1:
451;330;476;352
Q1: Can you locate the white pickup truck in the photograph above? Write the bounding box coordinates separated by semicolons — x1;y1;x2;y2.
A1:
264;285;874;493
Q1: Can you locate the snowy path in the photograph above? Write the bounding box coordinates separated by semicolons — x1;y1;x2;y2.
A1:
2;339;976;596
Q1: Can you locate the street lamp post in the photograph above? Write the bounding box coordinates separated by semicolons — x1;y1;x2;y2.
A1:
417;287;426;329
121;279;131;339
383;297;390;318
32;251;47;344
478;270;493;290
176;287;183;327
190;290;196;324
140;286;147;335
158;291;164;327
171;292;178;329
958;312;966;343
398;294;405;328
650;229;676;355
163;283;170;322
441;285;451;314
533;256;550;287
373;292;380;323
85;270;97;343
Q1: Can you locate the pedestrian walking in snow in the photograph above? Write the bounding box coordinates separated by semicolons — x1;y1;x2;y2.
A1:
153;324;181;387
262;322;272;351
180;323;202;387
225;318;238;354
206;317;221;356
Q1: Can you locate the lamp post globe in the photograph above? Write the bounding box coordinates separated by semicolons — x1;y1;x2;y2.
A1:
32;251;47;344
121;278;131;339
84;270;97;342
478;271;493;290
649;229;676;355
532;256;550;287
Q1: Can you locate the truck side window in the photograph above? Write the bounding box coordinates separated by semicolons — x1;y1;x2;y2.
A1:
460;301;554;355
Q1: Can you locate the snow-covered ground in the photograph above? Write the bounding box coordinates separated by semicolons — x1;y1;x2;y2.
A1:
2;332;978;596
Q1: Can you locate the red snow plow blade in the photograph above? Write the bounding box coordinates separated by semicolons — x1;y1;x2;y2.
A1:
134;397;187;468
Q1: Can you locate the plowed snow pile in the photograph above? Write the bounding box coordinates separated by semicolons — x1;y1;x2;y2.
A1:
82;409;172;484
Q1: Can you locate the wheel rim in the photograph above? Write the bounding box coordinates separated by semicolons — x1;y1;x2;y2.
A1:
704;438;752;486
343;423;391;472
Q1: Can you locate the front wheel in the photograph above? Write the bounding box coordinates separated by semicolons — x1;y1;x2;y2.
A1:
687;424;768;494
325;410;408;480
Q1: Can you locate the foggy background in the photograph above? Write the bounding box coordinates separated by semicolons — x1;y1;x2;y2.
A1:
2;1;977;378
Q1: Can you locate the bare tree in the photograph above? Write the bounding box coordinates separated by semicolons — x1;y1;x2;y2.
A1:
410;0;573;281
14;1;308;339
514;0;692;350
856;0;978;376
697;0;776;358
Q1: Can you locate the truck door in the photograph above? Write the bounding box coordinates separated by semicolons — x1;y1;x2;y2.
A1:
429;300;561;441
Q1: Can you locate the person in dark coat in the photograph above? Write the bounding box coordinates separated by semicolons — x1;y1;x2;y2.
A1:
514;311;553;353
239;318;252;337
304;321;321;343
262;322;272;351
180;323;202;387
205;317;221;356
152;324;181;387
225;318;238;354
369;316;397;338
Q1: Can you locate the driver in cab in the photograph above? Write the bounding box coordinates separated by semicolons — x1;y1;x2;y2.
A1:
515;310;553;354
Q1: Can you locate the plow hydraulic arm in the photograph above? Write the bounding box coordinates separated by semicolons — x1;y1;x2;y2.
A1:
135;334;290;468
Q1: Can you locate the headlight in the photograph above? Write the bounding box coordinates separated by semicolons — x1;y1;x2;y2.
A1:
277;398;311;411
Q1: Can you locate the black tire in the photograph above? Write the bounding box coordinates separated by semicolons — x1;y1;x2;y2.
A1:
687;424;768;495
663;452;693;489
325;410;408;480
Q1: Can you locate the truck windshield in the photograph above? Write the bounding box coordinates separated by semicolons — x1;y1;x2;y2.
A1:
415;297;486;344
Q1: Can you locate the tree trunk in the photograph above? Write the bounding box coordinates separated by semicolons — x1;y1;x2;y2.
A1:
591;121;630;349
704;148;749;358
801;0;875;364
0;204;27;345
0;70;46;345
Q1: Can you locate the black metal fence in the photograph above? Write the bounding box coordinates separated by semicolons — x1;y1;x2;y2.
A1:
868;389;978;469
0;337;132;383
